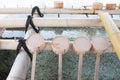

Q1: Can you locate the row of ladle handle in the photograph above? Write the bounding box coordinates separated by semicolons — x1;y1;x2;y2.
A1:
27;33;110;80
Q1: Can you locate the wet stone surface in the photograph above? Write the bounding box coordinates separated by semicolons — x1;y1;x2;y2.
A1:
0;50;16;80
26;51;120;80
0;50;120;80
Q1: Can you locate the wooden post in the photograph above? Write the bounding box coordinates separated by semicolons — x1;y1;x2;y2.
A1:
54;1;63;8
6;28;36;80
106;4;116;10
92;2;103;10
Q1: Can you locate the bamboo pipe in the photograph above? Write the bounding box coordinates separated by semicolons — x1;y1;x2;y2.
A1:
6;28;36;80
6;51;30;80
98;12;120;59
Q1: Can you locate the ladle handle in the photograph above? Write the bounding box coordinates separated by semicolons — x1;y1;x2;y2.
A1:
78;54;83;80
94;53;101;80
31;52;37;80
58;53;62;80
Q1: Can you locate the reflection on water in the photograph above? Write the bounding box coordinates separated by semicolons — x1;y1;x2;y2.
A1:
2;27;109;40
40;30;56;39
2;30;25;38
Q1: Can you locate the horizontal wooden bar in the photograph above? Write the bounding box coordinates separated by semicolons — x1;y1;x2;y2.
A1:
0;8;120;14
0;18;120;28
0;39;113;53
95;10;120;14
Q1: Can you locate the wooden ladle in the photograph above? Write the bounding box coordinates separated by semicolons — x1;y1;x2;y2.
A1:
26;33;45;80
52;36;69;80
92;36;110;80
73;37;92;80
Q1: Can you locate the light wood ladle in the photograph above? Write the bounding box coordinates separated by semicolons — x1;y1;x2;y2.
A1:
73;37;92;80
26;33;45;80
92;36;110;80
52;36;69;80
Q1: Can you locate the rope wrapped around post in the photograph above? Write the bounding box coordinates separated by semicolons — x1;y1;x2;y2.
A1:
6;10;45;80
16;38;32;61
6;17;38;80
25;15;39;33
31;6;44;17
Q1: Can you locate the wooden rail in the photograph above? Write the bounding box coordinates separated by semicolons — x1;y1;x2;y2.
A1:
0;39;113;52
0;8;120;14
0;18;120;28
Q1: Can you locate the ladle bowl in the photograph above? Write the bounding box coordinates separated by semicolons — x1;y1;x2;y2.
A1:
26;33;45;53
52;36;69;55
73;37;91;80
73;37;91;55
92;36;110;53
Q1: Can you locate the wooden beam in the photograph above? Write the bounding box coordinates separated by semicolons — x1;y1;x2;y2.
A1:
0;18;120;28
0;8;120;14
43;8;94;14
95;10;120;14
99;12;120;59
0;39;113;52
